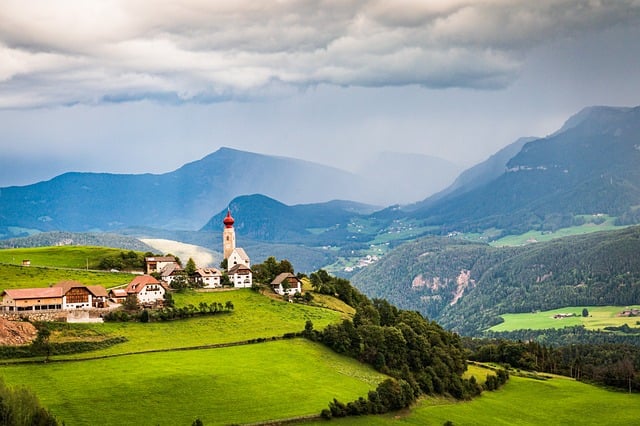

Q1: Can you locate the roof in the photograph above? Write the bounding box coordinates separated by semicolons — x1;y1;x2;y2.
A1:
160;262;182;276
228;263;251;274
2;287;64;300
232;248;250;261
271;272;300;285
145;256;176;263
223;210;235;228
87;285;108;298
53;280;87;292
109;289;128;297
195;268;221;277
126;275;162;294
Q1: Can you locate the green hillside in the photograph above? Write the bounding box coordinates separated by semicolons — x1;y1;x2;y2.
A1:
351;226;640;335
309;370;640;425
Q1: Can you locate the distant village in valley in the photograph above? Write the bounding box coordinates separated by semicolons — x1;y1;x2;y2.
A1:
0;210;303;320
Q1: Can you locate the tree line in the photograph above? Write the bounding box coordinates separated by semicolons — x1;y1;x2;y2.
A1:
301;271;509;418
465;336;640;393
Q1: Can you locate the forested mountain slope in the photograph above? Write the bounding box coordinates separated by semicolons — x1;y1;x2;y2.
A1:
351;226;640;335
410;106;640;234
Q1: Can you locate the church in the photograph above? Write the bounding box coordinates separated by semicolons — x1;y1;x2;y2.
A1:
223;210;253;288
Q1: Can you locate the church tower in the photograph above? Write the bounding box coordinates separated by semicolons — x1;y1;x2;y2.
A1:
223;209;236;261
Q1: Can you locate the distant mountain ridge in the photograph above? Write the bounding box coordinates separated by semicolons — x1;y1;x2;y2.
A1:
0;147;373;235
409;105;640;234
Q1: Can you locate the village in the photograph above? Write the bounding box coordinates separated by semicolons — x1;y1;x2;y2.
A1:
0;210;303;320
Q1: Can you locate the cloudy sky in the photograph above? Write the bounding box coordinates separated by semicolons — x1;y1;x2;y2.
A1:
1;0;640;188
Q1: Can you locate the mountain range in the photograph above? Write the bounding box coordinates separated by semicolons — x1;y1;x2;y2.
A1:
0;147;462;238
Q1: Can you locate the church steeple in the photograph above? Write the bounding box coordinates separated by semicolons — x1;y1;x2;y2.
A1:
223;209;236;261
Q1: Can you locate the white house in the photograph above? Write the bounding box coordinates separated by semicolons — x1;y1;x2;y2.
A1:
228;248;251;269
228;264;253;288
194;268;222;288
125;275;167;305
270;273;302;296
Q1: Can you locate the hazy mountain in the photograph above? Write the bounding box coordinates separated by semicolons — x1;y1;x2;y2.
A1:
409;106;640;234
357;151;462;205
0;147;371;235
201;194;377;244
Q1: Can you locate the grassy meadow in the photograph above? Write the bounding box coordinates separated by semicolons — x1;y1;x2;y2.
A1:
491;216;623;247
0;339;387;425
489;305;640;332
0;263;135;289
0;246;138;290
310;367;640;425
0;246;135;269
21;289;345;360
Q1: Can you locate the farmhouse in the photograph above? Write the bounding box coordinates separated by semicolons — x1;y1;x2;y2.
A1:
194;268;222;288
125;275;167;305
145;256;180;275
222;210;253;288
271;273;302;296
228;264;253;288
158;262;183;285
0;281;109;311
109;288;128;303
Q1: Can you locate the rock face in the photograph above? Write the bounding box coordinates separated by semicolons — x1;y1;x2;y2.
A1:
0;318;38;346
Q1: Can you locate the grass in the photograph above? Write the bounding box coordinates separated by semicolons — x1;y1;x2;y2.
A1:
0;263;135;290
0;246;137;269
489;305;640;332
307;366;640;425
491;216;624;247
0;339;388;425
23;289;343;360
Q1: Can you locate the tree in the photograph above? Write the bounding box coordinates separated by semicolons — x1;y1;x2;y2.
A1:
582;308;589;317
220;273;231;287
185;257;197;276
123;294;139;310
219;258;228;270
140;309;150;323
31;326;52;362
170;274;188;291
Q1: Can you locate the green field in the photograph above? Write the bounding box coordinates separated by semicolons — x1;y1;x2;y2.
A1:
0;263;135;290
0;339;387;425
0;246;139;290
24;289;345;360
491;216;624;247
489;305;640;332
0;246;137;269
310;367;640;425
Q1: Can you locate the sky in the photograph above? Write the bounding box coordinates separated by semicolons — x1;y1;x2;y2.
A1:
1;0;640;188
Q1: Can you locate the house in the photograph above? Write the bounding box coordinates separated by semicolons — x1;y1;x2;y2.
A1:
228;248;251;269
271;272;302;296
108;288;128;304
0;281;109;311
228;264;253;288
1;288;63;311
125;275;167;305
159;262;183;285
194;268;222;288
145;256;179;275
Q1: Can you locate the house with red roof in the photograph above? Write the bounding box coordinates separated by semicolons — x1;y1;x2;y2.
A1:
125;275;167;305
1;281;110;311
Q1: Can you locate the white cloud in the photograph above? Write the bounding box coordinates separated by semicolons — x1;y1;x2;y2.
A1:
0;0;639;108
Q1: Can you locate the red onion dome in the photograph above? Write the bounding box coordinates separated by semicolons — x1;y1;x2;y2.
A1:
223;210;235;228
